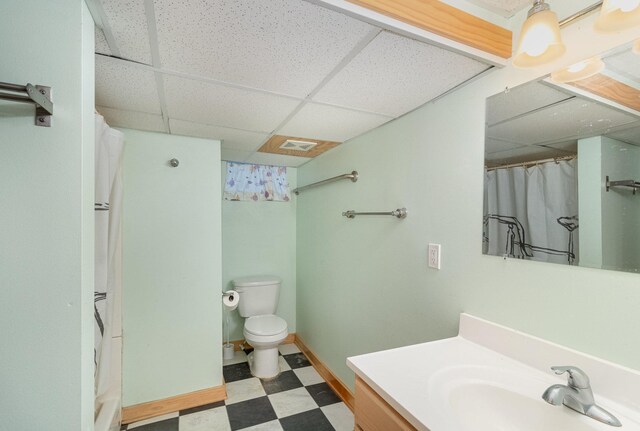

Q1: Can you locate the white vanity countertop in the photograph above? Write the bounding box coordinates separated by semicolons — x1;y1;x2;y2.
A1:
347;314;640;431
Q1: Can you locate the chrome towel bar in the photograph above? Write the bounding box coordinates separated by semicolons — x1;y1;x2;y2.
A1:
342;208;407;219
293;171;358;195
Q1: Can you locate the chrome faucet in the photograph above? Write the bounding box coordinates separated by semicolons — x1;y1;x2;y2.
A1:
542;366;622;427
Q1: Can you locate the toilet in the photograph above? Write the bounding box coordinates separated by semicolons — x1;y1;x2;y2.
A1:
233;276;288;379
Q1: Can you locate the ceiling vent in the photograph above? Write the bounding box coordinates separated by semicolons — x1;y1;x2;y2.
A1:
279;139;318;152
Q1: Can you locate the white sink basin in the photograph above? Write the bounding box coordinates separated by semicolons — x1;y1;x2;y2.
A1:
347;315;640;431
451;383;602;430
429;366;636;431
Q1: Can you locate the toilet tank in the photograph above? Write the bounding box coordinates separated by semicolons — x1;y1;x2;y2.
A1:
233;276;281;317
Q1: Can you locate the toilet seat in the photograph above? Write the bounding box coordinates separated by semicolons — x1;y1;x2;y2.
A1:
244;315;287;337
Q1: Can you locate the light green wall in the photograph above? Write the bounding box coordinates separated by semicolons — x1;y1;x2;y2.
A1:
222;163;297;341
0;1;95;429
578;136;603;268
601;137;640;272
579;136;640;273
297;60;640;392
122;129;222;406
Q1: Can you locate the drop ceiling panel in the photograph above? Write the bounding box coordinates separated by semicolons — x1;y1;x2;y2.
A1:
221;148;253;163
313;31;490;117
606;123;640;146
245;152;311;167
95;56;161;114
485;137;522;154
163;75;300;133
543;140;578;153
604;49;640;83
95;27;112;55
466;0;530;17
485;145;569;165
487;98;638;146
169;119;269;151
101;0;152;64
97;106;166;132
153;0;375;97
486;81;573;126
279;103;392;143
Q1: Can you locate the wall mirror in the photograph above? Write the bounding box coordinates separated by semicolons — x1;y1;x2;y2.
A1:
483;41;640;274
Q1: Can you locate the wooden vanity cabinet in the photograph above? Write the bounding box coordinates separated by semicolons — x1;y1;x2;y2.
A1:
354;376;418;431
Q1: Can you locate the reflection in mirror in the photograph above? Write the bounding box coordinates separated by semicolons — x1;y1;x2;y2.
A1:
483;41;640;273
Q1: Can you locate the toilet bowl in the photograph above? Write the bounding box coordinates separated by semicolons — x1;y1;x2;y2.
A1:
243;314;288;378
233;276;288;379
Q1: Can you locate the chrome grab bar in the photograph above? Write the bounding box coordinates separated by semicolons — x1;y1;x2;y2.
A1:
293;171;358;195
342;208;407;219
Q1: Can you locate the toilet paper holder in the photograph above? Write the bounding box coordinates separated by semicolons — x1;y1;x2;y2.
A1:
222;291;235;298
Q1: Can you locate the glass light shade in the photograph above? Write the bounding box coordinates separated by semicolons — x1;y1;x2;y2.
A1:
513;10;566;68
595;0;640;31
550;56;605;83
634;39;640;54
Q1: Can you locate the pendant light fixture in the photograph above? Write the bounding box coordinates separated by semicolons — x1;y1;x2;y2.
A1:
550;56;605;82
513;0;566;68
595;0;640;31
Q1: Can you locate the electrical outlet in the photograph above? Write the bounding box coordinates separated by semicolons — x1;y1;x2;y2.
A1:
428;243;441;269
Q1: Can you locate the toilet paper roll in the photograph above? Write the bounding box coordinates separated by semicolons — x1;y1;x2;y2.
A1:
223;290;239;310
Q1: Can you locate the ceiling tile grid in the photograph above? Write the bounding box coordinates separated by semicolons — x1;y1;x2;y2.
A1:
163;74;301;133
279;102;392;143
101;0;153;64
95;56;162;114
313;31;490;117
169;119;269;151
97;106;166;133
93;0;499;166
153;0;375;98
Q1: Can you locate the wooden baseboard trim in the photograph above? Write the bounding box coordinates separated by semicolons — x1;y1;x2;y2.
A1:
295;336;355;411
229;333;296;351
122;384;227;425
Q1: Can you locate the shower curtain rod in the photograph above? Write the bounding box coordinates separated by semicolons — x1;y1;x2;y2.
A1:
485;155;576;171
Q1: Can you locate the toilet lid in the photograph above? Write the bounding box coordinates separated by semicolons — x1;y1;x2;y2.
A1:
245;315;287;336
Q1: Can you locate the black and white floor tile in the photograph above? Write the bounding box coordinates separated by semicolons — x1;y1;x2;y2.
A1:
122;344;354;431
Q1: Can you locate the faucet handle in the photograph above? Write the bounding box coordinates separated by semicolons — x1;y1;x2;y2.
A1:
551;366;590;389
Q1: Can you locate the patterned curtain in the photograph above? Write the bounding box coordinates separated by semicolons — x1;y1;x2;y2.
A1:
224;162;291;202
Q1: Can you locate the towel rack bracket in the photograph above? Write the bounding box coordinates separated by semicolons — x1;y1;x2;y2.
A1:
33;85;52;127
0;82;53;127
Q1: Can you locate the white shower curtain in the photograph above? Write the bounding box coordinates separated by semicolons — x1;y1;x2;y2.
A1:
94;114;124;399
483;159;579;265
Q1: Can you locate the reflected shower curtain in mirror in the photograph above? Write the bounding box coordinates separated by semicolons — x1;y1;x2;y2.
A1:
94;114;124;398
483;159;579;264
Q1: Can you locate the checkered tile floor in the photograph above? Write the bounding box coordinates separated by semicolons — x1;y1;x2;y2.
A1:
122;344;354;431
